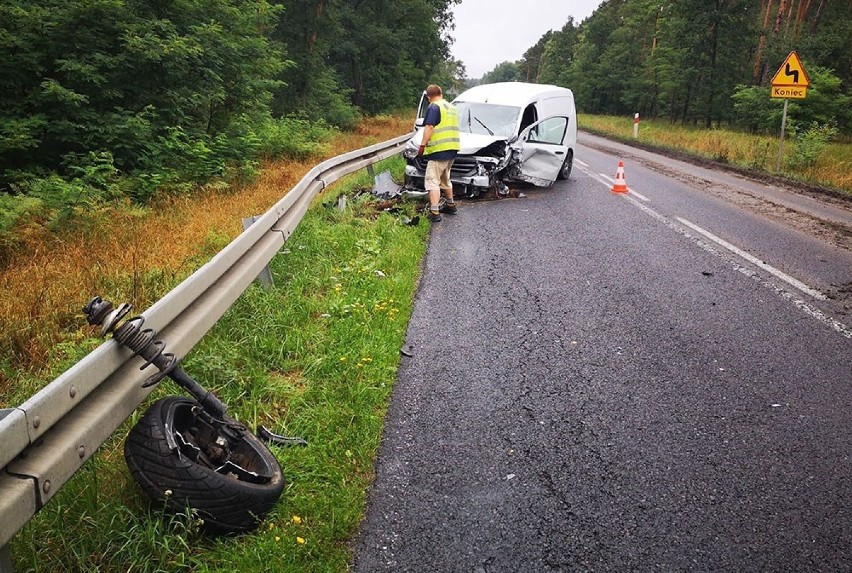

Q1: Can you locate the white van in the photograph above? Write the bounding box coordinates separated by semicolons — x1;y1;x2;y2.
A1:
403;82;577;197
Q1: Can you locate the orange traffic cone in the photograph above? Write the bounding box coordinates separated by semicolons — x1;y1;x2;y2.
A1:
611;161;628;193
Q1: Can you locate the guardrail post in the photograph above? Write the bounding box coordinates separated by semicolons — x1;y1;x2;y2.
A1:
0;544;13;573
241;216;274;290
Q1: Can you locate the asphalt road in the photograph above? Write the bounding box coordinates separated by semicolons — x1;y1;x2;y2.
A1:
351;133;852;572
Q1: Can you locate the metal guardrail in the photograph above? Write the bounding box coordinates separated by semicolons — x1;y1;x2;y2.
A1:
0;133;410;559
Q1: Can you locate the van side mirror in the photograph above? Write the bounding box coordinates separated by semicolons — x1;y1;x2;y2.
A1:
414;118;425;128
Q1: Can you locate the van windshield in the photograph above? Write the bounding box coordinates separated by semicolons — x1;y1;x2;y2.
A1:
453;102;520;138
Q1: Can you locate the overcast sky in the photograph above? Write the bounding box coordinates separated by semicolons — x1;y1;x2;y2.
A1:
449;0;604;78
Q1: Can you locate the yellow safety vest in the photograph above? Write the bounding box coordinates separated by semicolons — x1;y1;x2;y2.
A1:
424;100;461;155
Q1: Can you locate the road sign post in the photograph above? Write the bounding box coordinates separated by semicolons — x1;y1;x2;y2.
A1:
770;51;809;172
776;99;789;172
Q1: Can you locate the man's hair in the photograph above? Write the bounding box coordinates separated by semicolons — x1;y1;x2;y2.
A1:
426;84;442;98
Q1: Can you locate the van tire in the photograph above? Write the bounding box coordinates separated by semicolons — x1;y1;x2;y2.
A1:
124;396;284;535
557;150;573;180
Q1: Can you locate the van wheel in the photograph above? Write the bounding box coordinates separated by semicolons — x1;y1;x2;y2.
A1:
557;151;573;180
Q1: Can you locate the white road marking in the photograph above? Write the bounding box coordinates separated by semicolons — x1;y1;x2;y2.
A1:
598;174;650;202
577;159;849;337
578;164;651;201
576;164;609;187
617;195;850;338
576;159;589;167
675;217;827;301
628;189;650;202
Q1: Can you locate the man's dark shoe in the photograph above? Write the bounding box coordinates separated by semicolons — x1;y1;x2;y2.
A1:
427;211;442;222
441;202;458;215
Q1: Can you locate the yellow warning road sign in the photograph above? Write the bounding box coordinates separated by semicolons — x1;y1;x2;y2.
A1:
770;52;810;168
770;51;810;88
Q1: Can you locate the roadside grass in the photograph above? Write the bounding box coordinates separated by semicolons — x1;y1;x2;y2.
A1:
578;114;852;195
0;115;412;401
9;154;430;572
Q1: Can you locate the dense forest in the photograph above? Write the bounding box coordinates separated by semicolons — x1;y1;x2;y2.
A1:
479;0;851;134
0;0;461;232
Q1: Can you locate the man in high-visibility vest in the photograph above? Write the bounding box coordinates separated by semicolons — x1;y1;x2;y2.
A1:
417;84;461;222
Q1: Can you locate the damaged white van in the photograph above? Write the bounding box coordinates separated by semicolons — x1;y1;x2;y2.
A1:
402;82;577;198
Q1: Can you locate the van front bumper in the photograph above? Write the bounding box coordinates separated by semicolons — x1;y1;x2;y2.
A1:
403;164;491;190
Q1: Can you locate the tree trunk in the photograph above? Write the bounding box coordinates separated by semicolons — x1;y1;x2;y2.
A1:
298;1;326;103
795;0;811;37
773;0;788;33
784;0;797;34
307;0;325;55
758;0;789;85
682;82;694;123
753;0;774;85
810;0;826;32
705;3;721;129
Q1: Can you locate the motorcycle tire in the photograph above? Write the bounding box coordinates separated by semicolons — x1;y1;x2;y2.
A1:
124;396;284;535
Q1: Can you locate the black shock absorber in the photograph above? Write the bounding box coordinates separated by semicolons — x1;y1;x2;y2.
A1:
83;296;228;419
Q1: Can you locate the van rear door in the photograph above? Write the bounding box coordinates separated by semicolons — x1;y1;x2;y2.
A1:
514;116;570;185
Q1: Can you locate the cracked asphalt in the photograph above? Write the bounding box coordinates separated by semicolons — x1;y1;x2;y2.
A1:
351;146;851;572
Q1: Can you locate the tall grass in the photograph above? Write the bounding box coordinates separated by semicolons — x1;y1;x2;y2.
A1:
8;150;429;571
578;114;852;195
0;115;413;402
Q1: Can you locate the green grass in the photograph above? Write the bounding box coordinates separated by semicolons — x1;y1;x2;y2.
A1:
579;114;852;195
9;156;430;572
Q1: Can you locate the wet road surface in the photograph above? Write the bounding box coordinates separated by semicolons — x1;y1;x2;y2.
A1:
352;134;852;572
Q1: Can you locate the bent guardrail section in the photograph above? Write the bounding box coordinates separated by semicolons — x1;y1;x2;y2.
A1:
0;133;410;556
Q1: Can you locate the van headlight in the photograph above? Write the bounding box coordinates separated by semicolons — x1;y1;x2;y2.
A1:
402;146;418;160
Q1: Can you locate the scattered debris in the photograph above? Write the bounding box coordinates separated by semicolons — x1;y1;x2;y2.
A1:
371;170;402;200
257;426;308;447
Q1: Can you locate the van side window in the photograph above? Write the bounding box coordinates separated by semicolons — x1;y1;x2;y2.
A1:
527;117;568;145
519;104;538;134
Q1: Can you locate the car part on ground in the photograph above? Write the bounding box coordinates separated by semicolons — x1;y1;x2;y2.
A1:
257;425;308;447
371;170;402;200
125;396;284;534
83;296;286;535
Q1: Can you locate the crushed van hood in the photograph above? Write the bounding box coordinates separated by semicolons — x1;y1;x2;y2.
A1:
458;132;508;155
409;129;507;155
